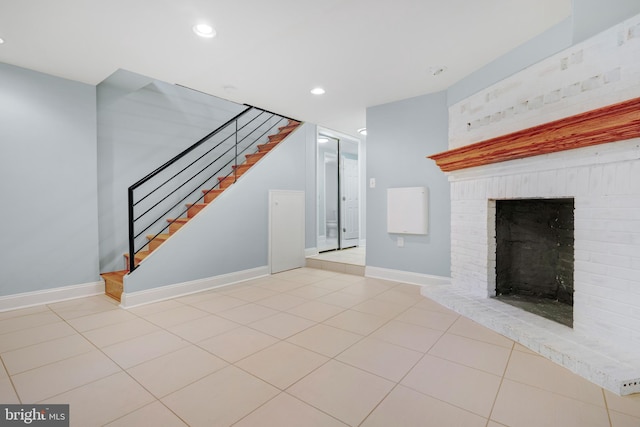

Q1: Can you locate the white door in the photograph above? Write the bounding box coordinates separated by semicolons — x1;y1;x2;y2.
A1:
341;157;359;242
269;190;305;273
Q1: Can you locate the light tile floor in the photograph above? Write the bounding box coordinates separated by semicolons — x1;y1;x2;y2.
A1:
1;268;639;426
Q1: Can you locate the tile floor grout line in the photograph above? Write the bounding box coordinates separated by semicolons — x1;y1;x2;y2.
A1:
484;341;516;427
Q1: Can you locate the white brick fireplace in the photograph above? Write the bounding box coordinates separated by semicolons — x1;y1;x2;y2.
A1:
424;14;640;395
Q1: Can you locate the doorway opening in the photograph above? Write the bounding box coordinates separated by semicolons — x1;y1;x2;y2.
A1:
317;133;360;253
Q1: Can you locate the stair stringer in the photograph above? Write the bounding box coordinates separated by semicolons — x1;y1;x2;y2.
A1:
122;122;313;301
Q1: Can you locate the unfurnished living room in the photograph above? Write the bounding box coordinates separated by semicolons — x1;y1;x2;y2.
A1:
1;1;640;426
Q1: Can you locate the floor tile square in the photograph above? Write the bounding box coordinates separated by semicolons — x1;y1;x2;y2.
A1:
2;333;94;375
608;411;640;427
41;372;155;426
162;366;279;426
428;333;512;375
224;286;279;302
0;321;77;353
604;390;640;418
190;295;248;314
401;354;501;417
48;296;118;320
82;317;161;348
351;299;409;319
236;341;328;389
286;285;335;299
447;316;514;348
105;401;188;427
0;311;63;335
127;345;227;397
395;307;459;330
491;379;610;427
66;308;138;332
102;330;189;369
316;291;370;308
286;324;363;357
310;278;353;292
140;305;209;328
249;312;315;339
504;350;605;406
369;320;443;352
361;385;487;427
336;337;422;381
11;350;121;403
217;303;279;324
0;378;19;404
373;288;424;307
286;300;345;322
233;392;348;427
127;299;187;316
166;314;240;343
257;293;308;311
323;309;389;335
198;326;278;362
288;360;395;426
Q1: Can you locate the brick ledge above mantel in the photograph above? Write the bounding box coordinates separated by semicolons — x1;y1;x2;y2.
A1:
428;97;640;172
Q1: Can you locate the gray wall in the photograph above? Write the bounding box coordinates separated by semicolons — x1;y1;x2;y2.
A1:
573;0;640;43
97;70;246;273
447;17;573;106
125;123;315;292
0;62;99;296
365;91;450;277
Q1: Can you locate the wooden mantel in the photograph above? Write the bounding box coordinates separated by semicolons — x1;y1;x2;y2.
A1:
428;97;640;172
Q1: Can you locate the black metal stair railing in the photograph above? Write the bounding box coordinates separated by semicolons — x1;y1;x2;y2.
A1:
127;105;298;272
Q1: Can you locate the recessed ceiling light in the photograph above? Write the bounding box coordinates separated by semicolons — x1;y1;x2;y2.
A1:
0;38;5;44
427;66;447;76
357;128;367;136
318;137;329;143
310;87;325;95
193;24;216;38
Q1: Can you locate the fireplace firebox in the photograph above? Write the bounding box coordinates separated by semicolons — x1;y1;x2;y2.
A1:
494;198;574;327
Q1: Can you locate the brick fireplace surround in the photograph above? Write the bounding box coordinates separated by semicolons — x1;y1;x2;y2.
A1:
424;14;640;395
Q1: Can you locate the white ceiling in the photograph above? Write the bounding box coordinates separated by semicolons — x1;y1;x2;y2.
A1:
0;0;571;137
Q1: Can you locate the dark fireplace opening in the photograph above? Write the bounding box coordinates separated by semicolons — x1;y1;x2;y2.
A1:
494;198;575;327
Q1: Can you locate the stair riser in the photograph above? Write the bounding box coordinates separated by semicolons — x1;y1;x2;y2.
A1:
187;204;206;217
257;142;279;152
149;239;164;252
169;221;186;234
245;152;267;164
204;192;221;203
104;278;123;302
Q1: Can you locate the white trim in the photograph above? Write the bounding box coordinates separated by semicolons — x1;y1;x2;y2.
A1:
0;281;104;312
305;247;319;257
365;266;451;287
120;266;269;308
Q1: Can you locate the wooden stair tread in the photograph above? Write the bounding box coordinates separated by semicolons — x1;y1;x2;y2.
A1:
167;217;189;224
146;233;170;241
100;270;127;280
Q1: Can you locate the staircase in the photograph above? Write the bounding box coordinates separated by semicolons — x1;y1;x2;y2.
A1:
101;114;300;302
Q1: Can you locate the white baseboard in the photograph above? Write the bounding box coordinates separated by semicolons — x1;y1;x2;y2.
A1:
365;266;451;287
305;247;319;257
120;266;270;308
0;281;104;312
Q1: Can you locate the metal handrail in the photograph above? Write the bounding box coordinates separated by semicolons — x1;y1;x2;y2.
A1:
127;105;297;272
